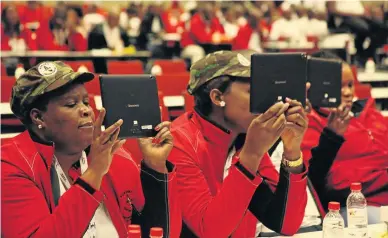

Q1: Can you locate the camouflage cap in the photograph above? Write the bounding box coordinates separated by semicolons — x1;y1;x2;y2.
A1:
11;61;94;120
187;50;252;95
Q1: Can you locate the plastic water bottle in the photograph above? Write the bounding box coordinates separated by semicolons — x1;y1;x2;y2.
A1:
365;58;375;74
14;63;25;79
150;227;163;238
347;182;368;237
323;202;345;238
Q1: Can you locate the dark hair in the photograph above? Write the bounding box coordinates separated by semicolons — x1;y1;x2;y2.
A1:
310;50;346;64
23;81;84;125
193;76;249;116
1;6;21;36
67;6;84;19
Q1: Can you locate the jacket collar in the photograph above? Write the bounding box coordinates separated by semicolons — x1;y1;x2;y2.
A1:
14;130;55;169
191;110;234;149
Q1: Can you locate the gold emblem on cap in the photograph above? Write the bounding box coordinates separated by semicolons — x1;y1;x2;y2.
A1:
37;62;57;76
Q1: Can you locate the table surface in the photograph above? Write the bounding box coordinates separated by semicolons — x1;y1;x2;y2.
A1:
1;50;151;58
371;87;388;99
272;223;387;238
358;70;388;83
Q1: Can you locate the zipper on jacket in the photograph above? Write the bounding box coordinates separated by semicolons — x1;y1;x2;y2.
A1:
164;173;170;238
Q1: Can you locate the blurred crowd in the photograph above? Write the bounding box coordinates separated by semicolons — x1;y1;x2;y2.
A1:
1;1;388;64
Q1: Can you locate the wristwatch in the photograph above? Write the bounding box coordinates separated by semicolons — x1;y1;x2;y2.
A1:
281;152;303;168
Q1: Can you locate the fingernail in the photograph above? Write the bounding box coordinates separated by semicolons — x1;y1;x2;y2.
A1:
285;97;291;101
155;126;160;131
152;138;157;143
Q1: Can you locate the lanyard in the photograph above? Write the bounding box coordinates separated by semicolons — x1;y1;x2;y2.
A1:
53;152;97;238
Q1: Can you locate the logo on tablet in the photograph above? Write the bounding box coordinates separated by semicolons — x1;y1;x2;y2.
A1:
127;104;140;108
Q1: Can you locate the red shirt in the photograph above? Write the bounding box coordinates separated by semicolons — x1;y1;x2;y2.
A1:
1;131;182;237
67;30;88;51
35;23;68;51
181;13;224;47
232;24;254;50
1;25;38;51
169;111;308;237
302;98;388;206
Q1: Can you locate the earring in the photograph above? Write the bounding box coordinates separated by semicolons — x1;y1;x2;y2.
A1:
220;101;226;107
38;125;43;129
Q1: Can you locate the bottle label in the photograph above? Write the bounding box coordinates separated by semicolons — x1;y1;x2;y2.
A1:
347;208;368;226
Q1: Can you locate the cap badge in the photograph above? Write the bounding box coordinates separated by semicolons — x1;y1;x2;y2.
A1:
38;62;57;76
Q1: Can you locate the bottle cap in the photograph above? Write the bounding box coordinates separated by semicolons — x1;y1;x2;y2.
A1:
128;224;140;231
350;182;362;191
328;201;340;211
128;230;141;238
150;227;163;237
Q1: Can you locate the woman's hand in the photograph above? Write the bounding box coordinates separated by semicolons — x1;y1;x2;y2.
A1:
138;121;174;173
281;98;308;160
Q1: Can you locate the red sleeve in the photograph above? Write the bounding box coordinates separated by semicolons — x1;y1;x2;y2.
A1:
1;162;104;238
69;32;88;51
301;116;325;162
36;27;68;51
255;154;308;235
189;15;213;44
21;29;38;51
232;26;251;50
169;147;263;237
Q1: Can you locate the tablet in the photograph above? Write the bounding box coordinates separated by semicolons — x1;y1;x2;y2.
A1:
99;74;161;139
307;57;342;108
250;53;307;113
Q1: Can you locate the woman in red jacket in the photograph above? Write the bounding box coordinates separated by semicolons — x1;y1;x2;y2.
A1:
169;50;309;237
302;51;388;224
1;61;181;237
1;5;37;51
65;6;88;51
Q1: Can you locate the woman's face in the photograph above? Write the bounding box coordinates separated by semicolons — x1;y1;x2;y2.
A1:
5;7;19;26
39;83;95;153
222;81;256;133
341;64;355;108
66;9;79;28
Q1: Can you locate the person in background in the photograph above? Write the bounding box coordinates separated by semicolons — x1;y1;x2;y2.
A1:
137;4;166;58
302;51;388;224
66;6;88;51
83;3;106;34
119;4;141;38
269;3;305;42
1;5;37;52
18;1;50;31
220;6;239;41
305;9;329;38
180;2;224;63
232;8;263;52
327;1;388;63
1;61;182;237
1;5;38;75
169;51;309;237
36;1;68;51
88;7;129;52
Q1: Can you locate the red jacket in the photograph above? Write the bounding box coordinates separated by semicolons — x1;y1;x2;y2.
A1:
68;30;88;51
232;24;254;50
302;98;388;206
1;131;182;238
35;23;68;51
1;26;38;51
169;111;308;237
181;13;224;47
